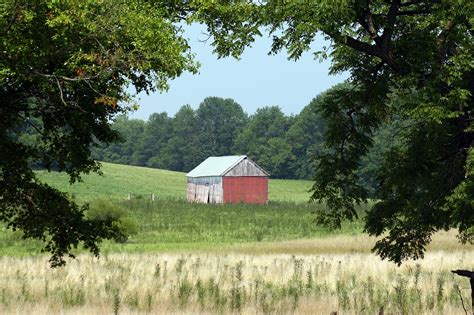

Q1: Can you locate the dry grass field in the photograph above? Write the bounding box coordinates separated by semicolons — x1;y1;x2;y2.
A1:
2;164;468;314
1;233;473;315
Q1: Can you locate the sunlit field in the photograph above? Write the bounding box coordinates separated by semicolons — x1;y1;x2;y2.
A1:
35;162;313;203
1;250;473;315
0;164;469;314
0;198;365;257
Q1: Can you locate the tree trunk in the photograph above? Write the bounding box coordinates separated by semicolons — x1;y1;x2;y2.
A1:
451;269;474;315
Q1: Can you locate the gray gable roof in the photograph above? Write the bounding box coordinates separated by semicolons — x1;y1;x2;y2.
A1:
186;155;268;177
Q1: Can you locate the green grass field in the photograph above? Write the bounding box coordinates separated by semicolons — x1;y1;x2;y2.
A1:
0;162;366;257
36;162;313;203
6;162;470;258
0;196;366;257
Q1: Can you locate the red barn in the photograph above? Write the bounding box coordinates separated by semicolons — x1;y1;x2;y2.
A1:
186;155;269;205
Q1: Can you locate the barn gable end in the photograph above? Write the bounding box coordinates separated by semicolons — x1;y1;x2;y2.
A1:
224;158;268;177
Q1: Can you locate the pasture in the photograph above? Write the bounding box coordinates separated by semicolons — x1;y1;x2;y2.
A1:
0;162;473;314
35;162;314;203
0;198;365;257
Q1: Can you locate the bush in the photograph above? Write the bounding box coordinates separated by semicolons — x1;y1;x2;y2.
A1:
87;200;139;243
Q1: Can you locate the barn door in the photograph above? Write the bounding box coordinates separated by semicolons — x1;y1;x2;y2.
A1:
197;184;210;203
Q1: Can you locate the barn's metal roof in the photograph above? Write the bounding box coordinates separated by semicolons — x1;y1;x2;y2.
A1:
186;155;245;177
188;155;263;177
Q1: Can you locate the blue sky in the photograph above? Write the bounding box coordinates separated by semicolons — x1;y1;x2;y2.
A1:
130;25;348;120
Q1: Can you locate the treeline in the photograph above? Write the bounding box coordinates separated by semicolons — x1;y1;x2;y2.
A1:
92;95;326;179
93;84;397;186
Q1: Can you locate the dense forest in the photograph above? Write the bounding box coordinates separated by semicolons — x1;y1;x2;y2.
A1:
93;84;396;189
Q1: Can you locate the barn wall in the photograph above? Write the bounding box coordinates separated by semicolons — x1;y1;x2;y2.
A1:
187;177;223;204
223;176;268;205
224;158;267;177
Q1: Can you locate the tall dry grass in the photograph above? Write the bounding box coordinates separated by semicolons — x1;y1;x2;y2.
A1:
0;250;473;314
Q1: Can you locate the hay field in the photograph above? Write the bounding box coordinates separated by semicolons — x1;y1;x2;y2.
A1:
1;250;473;315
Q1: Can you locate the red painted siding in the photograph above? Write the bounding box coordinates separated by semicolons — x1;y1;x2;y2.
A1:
223;177;268;205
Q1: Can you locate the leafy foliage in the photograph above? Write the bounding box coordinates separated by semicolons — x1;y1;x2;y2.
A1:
196;0;474;263
197;97;248;156
0;0;197;266
93;97;331;180
87;200;138;243
233;106;294;177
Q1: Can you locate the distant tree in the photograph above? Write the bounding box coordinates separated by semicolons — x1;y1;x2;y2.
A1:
162;105;203;172
196;97;248;157
286;91;329;179
140;112;172;168
95;116;146;166
234;106;295;178
258;137;295;178
0;1;197;266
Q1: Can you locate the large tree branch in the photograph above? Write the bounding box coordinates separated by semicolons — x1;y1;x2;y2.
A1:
336;0;402;72
0;4;22;37
436;20;456;64
397;9;431;16
343;35;399;70
381;0;400;53
451;270;474;313
357;0;378;39
34;71;97;82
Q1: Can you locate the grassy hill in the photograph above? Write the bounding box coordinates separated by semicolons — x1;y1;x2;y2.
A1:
36;162;314;203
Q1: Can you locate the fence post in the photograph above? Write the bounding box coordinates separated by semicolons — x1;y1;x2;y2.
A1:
151;193;155;202
127;193;131;200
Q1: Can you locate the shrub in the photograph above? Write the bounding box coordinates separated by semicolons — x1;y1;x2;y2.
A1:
87;200;138;243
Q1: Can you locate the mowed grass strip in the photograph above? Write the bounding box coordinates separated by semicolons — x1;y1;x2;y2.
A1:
35;162;313;202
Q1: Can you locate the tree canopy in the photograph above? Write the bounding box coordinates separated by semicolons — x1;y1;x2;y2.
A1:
234;106;294;177
0;0;197;266
199;0;473;264
92;97;332;181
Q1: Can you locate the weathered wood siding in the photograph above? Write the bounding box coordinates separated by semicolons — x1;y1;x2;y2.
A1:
187;177;223;204
224;158;267;177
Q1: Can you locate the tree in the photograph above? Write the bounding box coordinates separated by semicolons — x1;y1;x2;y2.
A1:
94;116;146;166
196;97;248;157
234;106;295;178
141;112;172;168
1;1;197;266
286;91;328;179
161;105;203;172
199;1;473;263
